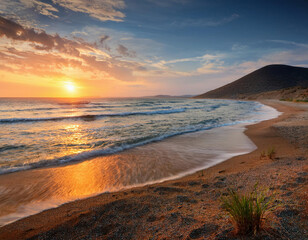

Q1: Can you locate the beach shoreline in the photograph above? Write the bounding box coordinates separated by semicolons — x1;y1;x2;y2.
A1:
0;100;278;227
0;100;307;239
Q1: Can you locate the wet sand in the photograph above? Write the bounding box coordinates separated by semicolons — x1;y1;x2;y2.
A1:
0;100;307;239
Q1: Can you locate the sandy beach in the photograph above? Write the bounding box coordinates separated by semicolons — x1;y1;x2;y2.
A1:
0;100;307;239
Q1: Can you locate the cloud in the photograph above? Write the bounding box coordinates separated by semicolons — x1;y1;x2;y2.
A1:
116;44;136;57
152;53;224;71
147;0;189;7
174;14;240;27
204;14;239;27
196;62;224;74
20;0;59;18
267;40;308;49
231;43;247;51
0;16;144;84
52;0;125;22
100;35;110;44
0;0;125;22
0;46;82;77
0;16;93;54
76;26;164;61
99;35;111;51
0;0;59;22
238;50;308;71
0;0;39;27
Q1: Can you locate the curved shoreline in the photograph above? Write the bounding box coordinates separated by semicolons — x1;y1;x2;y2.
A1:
0;100;307;239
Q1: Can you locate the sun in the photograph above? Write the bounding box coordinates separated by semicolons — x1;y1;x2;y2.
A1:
64;82;76;93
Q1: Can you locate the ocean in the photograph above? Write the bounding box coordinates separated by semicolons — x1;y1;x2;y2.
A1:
0;98;278;175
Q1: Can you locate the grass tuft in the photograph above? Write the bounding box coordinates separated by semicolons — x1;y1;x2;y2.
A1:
221;184;272;236
267;147;276;159
260;150;266;159
260;147;276;160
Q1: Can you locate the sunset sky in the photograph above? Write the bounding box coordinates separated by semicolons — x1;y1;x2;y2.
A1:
0;0;308;97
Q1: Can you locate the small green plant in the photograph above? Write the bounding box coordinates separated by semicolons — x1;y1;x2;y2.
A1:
221;184;272;236
279;98;293;102
295;99;308;102
260;150;266;159
260;147;276;160
267;147;276;159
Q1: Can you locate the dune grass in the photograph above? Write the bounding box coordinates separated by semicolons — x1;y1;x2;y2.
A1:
260;150;266;159
267;146;276;160
260;147;276;160
221;184;272;235
280;98;308;102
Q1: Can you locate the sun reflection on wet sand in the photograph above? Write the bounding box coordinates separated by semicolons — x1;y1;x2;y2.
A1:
54;161;104;198
0;125;255;226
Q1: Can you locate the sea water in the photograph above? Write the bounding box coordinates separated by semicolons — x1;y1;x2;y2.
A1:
0;98;278;174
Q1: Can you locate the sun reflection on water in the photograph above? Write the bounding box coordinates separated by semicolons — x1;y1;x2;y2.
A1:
62;124;90;155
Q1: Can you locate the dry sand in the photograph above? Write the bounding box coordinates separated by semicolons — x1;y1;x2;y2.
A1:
0;100;307;240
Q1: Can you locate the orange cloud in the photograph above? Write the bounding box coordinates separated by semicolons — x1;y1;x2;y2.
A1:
52;0;125;22
0;16;150;97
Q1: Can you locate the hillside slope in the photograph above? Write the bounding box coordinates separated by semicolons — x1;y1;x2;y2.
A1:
196;65;308;99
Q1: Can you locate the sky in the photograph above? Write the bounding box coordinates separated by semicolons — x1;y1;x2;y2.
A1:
0;0;308;98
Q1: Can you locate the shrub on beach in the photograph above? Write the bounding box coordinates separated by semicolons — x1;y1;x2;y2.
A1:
221;184;272;236
260;150;266;159
267;147;276;159
260;147;276;160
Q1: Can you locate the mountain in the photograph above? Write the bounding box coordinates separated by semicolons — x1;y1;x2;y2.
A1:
196;65;308;100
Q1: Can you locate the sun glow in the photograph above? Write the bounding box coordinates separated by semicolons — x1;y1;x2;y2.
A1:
64;81;76;93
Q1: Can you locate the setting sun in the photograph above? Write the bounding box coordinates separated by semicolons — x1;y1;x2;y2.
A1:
64;82;76;93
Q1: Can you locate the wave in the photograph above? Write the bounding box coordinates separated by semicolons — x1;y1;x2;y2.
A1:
0;107;58;113
0;144;27;153
0;108;186;124
0;101;229;115
58;101;91;105
207;104;227;111
0;118;262;175
0;105;120;114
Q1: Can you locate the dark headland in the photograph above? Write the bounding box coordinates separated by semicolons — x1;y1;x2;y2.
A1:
196;64;308;100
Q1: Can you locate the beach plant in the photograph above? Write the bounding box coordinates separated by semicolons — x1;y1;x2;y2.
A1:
221;184;272;236
260;150;266;159
267;147;276;160
296;99;308;102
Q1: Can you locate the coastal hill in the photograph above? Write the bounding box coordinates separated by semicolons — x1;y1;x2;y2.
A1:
196;64;308;100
